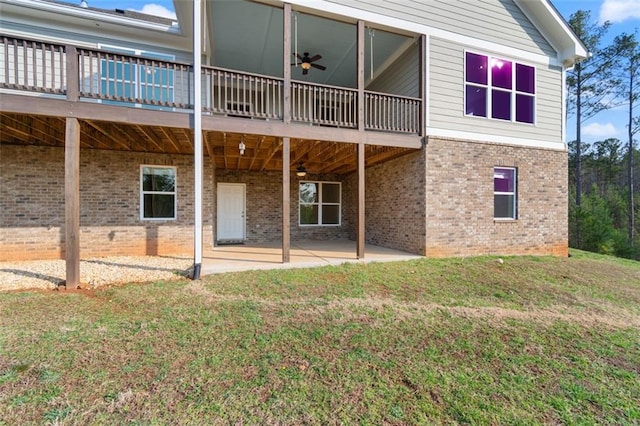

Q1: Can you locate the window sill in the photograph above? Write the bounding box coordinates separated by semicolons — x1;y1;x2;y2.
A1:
494;218;517;223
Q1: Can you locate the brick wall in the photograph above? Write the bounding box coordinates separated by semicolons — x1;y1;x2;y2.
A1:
0;145;214;261
353;150;428;255
424;137;568;257
215;170;352;243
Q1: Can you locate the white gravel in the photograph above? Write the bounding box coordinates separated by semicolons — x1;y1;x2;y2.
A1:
0;255;194;292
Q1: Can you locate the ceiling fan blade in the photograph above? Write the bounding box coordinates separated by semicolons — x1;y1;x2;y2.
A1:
294;53;304;61
303;68;309;75
311;63;326;71
308;54;322;62
291;62;301;66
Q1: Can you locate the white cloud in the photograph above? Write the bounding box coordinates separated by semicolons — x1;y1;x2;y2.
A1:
129;4;176;20
599;0;640;24
582;122;620;138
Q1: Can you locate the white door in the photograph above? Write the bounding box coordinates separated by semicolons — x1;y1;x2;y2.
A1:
217;183;246;241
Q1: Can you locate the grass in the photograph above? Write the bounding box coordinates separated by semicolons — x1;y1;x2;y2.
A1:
1;249;638;424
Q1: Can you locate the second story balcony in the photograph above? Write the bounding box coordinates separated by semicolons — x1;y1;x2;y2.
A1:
0;1;424;139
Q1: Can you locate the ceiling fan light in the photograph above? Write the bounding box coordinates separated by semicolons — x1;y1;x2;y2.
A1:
296;163;307;177
301;62;311;70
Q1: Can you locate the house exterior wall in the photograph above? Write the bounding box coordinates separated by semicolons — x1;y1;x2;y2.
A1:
365;42;420;97
345;150;427;255
429;37;564;144
327;0;555;56
424;137;568;257
214;170;354;244
0;144;214;261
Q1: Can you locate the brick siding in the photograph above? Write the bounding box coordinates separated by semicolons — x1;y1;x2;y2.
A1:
0;145;214;261
423;137;568;257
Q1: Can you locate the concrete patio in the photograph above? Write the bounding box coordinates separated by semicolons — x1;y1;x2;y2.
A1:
201;240;423;275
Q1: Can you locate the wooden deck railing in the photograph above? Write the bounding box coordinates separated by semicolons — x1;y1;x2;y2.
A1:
0;35;422;134
202;66;283;119
0;36;66;94
291;81;357;128
365;91;421;133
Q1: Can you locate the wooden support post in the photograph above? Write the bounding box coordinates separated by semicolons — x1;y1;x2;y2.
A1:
357;20;365;132
357;141;365;259
283;3;292;125
282;137;291;263
419;34;427;138
356;20;366;259
66;46;79;102
64;117;80;287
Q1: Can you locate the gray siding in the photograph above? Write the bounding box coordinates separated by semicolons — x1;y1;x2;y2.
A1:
365;42;419;97
327;0;556;57
429;37;562;143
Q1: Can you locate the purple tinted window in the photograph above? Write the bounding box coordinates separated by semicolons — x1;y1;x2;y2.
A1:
516;64;535;94
466;85;487;117
491;90;511;120
494;168;515;192
466;52;487;85
516;94;534;123
491;58;512;89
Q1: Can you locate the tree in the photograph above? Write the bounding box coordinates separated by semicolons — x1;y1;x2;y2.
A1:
613;32;640;245
566;11;618;207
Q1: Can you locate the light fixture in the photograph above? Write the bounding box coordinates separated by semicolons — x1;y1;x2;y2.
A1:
296;163;307;177
239;139;245;155
301;62;311;70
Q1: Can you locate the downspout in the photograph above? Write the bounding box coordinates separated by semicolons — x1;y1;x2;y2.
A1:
192;0;203;279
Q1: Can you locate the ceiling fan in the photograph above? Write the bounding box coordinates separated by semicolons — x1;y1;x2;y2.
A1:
292;52;326;75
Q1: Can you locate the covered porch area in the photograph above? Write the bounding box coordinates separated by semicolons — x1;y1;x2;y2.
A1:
202;239;422;275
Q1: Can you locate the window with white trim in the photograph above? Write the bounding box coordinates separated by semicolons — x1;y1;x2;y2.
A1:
465;52;535;124
140;166;177;220
299;181;341;226
494;167;517;219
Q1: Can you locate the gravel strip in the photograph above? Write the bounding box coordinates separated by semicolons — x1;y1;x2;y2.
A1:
0;255;194;292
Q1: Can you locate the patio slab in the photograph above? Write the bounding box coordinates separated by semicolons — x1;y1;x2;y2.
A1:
200;240;422;275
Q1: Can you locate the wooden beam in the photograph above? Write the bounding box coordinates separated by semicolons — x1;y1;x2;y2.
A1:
84;121;131;150
134;125;164;152
64;117;81;287
283;4;292;125
357;141;365;259
282;137;290;263
261;139;282;171
420;34;427;138
205;132;215;162
157;127;182;152
65;46;79;102
249;136;266;170
357;20;365;132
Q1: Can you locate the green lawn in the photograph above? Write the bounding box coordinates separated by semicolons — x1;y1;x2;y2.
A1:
1;250;639;425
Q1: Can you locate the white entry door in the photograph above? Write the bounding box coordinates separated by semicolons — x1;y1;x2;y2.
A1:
217;183;246;241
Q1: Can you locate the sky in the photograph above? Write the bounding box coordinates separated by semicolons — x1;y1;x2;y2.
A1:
81;0;639;144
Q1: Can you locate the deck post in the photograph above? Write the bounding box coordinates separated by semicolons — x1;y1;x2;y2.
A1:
282;137;291;262
283;3;291;125
65;46;79;102
420;34;427;138
356;20;366;259
64;117;80;287
192;0;203;279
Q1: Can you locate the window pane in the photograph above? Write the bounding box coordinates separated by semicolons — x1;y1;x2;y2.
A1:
491;90;511;120
300;183;318;203
144;194;175;218
516;94;534;124
494;168;515;192
143;167;175;192
323;183;340;203
491;58;512;89
516;64;535;94
494;194;515;218
465;52;487;85
300;204;319;225
465;85;487;117
322;205;340;225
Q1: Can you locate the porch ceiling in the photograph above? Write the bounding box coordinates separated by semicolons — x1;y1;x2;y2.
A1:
1;112;415;175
